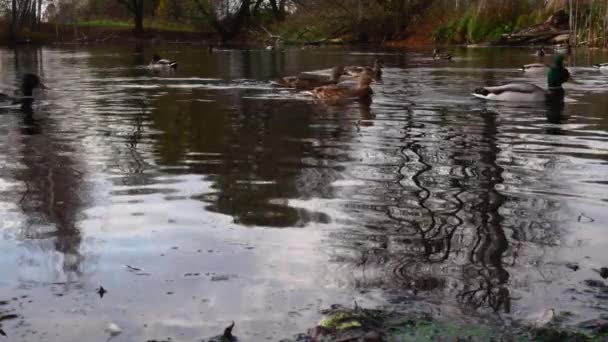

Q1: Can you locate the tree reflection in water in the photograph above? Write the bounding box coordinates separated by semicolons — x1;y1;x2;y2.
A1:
13;50;89;283
331;102;566;315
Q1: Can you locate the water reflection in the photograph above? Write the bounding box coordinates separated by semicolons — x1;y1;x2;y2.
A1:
1;45;608;340
11;49;89;283
545;100;568;135
458;110;509;314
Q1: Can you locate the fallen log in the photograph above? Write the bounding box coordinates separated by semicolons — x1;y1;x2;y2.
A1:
496;10;570;46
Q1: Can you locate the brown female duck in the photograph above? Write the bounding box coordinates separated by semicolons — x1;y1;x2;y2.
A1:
345;59;383;79
273;66;345;90
310;75;373;102
433;48;453;61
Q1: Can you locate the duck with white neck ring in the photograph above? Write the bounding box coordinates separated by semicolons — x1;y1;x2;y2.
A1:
473;55;571;103
149;54;178;70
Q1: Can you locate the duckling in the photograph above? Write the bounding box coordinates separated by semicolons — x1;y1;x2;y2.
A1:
473;55;570;102
150;54;178;69
0;73;45;104
433;48;453;61
272;66;345;90
345;59;383;79
310;75;373;102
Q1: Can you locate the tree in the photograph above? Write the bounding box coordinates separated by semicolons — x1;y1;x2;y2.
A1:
9;0;44;41
193;0;254;41
11;0;17;40
117;0;144;35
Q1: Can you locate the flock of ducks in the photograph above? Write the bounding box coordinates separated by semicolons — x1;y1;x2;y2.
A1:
147;53;382;103
2;45;608;106
271;59;383;102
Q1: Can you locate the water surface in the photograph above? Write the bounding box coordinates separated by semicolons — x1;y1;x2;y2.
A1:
1;45;608;341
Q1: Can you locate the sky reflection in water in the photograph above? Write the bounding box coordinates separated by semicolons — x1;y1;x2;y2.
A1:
1;46;608;341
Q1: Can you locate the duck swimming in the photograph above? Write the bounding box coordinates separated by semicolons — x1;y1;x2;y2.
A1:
0;73;45;104
473;55;570;102
521;63;549;73
310;75;373;102
150;54;178;69
433;48;453;61
593;63;608;71
345;59;383;79
273;66;345;90
535;47;546;57
555;42;572;56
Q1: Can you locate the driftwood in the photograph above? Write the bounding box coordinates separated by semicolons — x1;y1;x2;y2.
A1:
501;29;571;45
257;25;348;46
499;10;571;46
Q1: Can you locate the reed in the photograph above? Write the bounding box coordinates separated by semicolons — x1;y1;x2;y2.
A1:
433;0;608;47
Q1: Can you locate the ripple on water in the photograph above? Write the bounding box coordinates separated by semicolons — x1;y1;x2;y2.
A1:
1;46;608;340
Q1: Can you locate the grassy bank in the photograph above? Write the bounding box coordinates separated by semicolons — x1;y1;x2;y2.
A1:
430;3;547;45
430;1;608;47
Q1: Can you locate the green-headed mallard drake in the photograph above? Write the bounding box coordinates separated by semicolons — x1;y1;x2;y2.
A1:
310;75;373;102
433;48;453;61
0;73;46;104
150;54;178;70
521;63;549;73
473;55;570;102
272;66;345;90
345;59;383;79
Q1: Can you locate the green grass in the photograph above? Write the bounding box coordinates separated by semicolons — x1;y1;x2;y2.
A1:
78;19;199;33
78;20;131;28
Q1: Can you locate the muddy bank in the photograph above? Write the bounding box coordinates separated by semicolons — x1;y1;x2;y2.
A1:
280;306;608;342
196;305;608;341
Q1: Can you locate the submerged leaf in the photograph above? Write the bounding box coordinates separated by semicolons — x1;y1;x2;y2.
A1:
319;312;353;329
337;320;363;330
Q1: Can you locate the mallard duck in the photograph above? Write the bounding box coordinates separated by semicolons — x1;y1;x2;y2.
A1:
593;63;608;70
535;47;546;57
310;75;373;102
555;43;572;56
0;73;45;104
433;48;453;61
473;55;570;102
345;59;383;79
273;66;345;90
521;63;549;73
150;54;178;69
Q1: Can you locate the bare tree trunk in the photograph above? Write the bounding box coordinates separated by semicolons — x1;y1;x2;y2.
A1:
117;0;145;36
134;0;144;35
604;1;608;47
193;0;252;41
11;0;17;41
574;0;578;46
37;0;42;29
269;0;285;20
569;0;573;42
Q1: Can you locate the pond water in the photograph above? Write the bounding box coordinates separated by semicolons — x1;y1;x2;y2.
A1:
1;45;608;341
